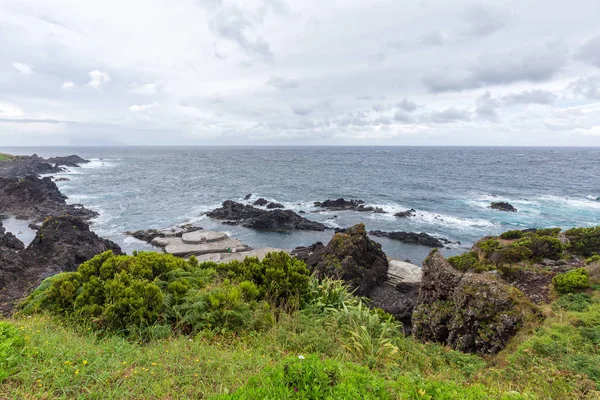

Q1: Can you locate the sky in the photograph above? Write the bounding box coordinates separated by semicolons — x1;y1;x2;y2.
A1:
1;0;600;146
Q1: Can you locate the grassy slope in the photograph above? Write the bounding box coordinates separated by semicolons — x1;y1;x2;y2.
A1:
0;153;14;162
2;286;600;399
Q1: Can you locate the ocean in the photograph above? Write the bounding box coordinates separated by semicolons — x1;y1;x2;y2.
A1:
2;146;599;264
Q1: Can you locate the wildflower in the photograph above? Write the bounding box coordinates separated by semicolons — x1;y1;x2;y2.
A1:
151;371;155;375
195;359;199;363
75;370;79;375
194;374;198;377
418;389;426;396
37;379;41;383
83;360;88;365
298;355;305;360
122;361;127;365
152;362;157;366
294;388;299;392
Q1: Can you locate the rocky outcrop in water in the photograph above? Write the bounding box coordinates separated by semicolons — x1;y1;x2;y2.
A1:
266;202;284;209
0;175;98;222
394;209;416;218
0;215;121;314
412;249;537;355
253;198;269;206
314;198;386;213
208;200;327;231
490;202;517;212
125;224;202;244
369;230;450;248
0;154;89;178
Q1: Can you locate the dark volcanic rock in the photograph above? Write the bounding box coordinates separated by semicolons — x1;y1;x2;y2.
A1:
0;154;88;179
369;282;420;331
54;177;70;182
0;175;98;222
253;198;269;206
490;201;517;212
412;249;537;355
46;155;89;167
244;194;252;200
125;224;202;244
0;216;121;314
291;242;327;267
369;230;449;248
311;223;389;296
266;202;284;209
394;208;416;218
314;198;386;213
208;200;327;231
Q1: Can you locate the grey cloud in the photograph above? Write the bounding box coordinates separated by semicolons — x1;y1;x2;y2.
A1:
291;105;313;115
357;95;374;100
421;31;445;46
393;110;414;123
569;76;600;99
475;91;499;120
267;76;299;90
424;41;568;93
430;106;472;123
502;89;557;105
577;35;600;68
372;104;388;112
396;98;420;112
460;4;508;37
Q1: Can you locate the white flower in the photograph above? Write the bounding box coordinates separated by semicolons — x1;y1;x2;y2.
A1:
298;355;305;360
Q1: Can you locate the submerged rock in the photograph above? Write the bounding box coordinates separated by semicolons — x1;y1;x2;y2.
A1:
253;198;269;206
266;202;284;209
490;201;517;212
394;208;416;218
208;200;327;231
0;175;98;222
314;198;386;213
369;230;450;248
244;194;252;200
412;249;538;355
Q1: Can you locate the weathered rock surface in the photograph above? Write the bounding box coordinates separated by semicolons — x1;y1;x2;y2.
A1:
290;242;327;267
0;215;121;314
0;175;98;222
46;155;89;167
253;198;269;206
314;198;386;213
244;194;252;200
490;201;517;212
412;249;537;354
369;230;450;248
266;202;284;209
369;282;420;330
207;200;327;231
125;224;202;244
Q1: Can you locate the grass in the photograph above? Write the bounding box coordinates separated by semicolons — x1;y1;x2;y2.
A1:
0;153;14;162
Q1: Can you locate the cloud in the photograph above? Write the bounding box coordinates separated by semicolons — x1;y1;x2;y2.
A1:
291;105;313;116
86;70;111;88
61;81;75;91
501;89;557;105
393;110;414;123
577;35;600;68
128;82;161;95
266;77;298;90
421;31;445;46
13;62;34;75
0;102;25;118
129;103;159;112
357;95;374;101
396;98;420;112
424;41;568;93
569;76;600;99
475;91;499;120
459;4;508;37
430;106;472;123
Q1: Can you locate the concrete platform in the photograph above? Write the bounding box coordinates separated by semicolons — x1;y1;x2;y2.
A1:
387;259;422;285
162;237;252;257
191;247;289;263
182;230;228;244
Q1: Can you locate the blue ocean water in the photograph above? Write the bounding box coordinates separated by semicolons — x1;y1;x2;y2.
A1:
2;146;600;264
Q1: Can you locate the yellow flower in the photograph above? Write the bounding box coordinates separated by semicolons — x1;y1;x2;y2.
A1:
75;370;79;375
83;360;88;365
36;379;41;383
194;374;198;377
151;371;155;375
122;361;127;365
418;389;426;396
195;359;199;363
152;362;157;366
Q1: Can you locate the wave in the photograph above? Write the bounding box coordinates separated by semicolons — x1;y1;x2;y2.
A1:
538;195;600;211
80;159;118;169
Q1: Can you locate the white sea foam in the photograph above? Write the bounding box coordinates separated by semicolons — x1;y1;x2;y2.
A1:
538;195;600;210
80;159;117;169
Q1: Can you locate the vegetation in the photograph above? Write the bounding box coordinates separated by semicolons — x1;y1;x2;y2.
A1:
553;268;591;294
0;153;14;162
565;227;600;257
2;250;600;398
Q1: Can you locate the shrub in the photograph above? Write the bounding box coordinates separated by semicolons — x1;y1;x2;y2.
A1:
553;268;591;294
496;243;534;265
565;227;600;256
0;322;26;382
499;230;524;240
554;293;595;312
221;354;392;399
448;252;488;272
586;255;600;265
477;238;502;257
527;236;565;258
20;250;308;336
534;227;562;237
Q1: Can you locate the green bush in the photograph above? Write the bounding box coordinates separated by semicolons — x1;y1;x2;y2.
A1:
499;230;524;240
526;236;565;258
533;228;562;237
586;255;600;265
0;322;26;381
20;250;309;336
220;354;392;399
553;268;591;294
565;227;600;256
477;238;502;257
448;252;489;272
554;293;595;312
497;243;534;265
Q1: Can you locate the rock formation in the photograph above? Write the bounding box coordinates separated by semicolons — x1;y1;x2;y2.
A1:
369;230;450;248
0;154;89;179
208;200;327;231
394;209;416;218
490;201;517;212
314;198;386;213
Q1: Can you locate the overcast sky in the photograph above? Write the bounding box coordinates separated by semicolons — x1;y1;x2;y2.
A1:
1;0;600;146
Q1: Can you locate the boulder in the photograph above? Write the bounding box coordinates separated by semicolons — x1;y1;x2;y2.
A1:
244;194;252;200
266;202;284;209
314;198;387;213
253;198;269;206
412;249;537;354
490;202;517;212
394;208;416;218
54;177;70;182
125;224;202;244
208;200;327;231
369;230;449;248
291;242;327;267
0;175;98;222
310;223;389;296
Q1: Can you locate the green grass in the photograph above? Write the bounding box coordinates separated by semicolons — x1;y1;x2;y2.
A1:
0;153;14;162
